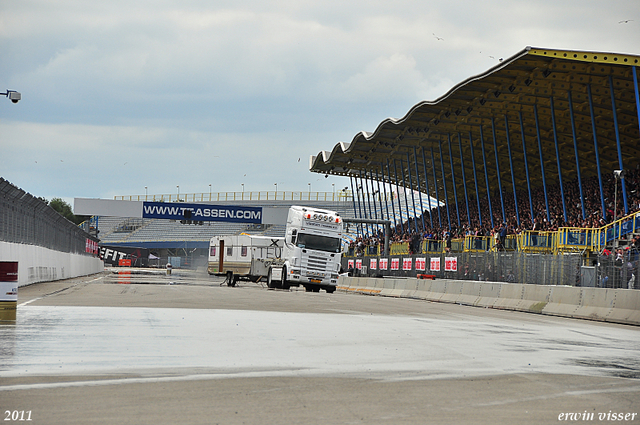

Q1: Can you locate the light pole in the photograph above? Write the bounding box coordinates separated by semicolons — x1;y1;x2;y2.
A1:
209;184;212;201
177;185;180;202
1;90;21;104
613;170;625;223
145;186;148;200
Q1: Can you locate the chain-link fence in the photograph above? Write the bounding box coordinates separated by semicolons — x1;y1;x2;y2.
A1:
0;178;98;254
596;248;639;289
344;251;585;286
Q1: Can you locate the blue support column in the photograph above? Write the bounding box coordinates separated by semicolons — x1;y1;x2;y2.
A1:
609;75;629;215
635;67;640;151
365;170;378;220
439;141;451;230
567;90;586;221
386;160;399;232
378;165;391;223
504;115;520;226
399;158;415;234
413;146;426;232
491;118;506;223
421;147;434;228
393;159;405;233
550;96;568;223
357;172;371;236
457;133;471;227
479;125;494;228
447;134;461;227
534;104;551;222
364;170;375;224
368;169;380;236
430;147;442;228
406;153;419;233
357;172;369;235
349;176;361;237
518;112;535;224
587;85;607;222
468;131;482;226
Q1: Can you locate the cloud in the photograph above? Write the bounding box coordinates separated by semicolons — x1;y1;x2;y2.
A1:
1;0;639;202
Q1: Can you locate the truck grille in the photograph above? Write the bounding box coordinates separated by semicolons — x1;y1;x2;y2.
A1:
304;255;329;272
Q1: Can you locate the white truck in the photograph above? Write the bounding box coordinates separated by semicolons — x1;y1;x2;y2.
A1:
207;205;343;293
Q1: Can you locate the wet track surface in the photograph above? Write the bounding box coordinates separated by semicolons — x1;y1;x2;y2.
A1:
2;269;639;424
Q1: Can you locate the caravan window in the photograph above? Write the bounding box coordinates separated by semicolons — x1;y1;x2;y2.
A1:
226;246;233;256
210;246;216;257
241;246;248;257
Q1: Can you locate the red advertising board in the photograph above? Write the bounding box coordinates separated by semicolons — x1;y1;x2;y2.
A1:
0;262;18;282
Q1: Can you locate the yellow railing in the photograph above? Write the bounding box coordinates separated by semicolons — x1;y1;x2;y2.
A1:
591;212;640;252
115;191;353;203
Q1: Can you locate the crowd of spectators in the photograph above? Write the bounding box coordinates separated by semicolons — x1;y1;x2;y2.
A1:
348;167;640;255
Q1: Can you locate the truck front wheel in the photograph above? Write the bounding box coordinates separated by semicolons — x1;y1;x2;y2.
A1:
325;286;336;294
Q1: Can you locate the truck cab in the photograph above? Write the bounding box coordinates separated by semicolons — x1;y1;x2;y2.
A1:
275;206;343;293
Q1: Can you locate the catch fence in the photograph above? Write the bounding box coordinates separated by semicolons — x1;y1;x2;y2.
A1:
0;178;98;255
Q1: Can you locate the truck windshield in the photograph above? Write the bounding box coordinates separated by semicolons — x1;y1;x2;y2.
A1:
295;233;341;253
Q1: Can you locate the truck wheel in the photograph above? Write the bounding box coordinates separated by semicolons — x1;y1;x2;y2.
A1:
326;286;336;294
267;268;277;289
281;266;290;290
304;285;312;292
226;271;234;287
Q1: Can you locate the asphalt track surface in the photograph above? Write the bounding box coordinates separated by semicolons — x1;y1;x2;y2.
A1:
1;269;639;425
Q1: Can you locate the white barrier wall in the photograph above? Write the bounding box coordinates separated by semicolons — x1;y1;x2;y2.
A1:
0;242;104;287
338;276;640;326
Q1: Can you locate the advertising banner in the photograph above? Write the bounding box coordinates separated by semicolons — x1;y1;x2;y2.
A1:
142;202;262;224
430;257;441;272
402;258;412;271
100;246;150;267
391;258;400;271
379;258;388;270
0;262;18;302
445;257;458;272
416;257;426;271
370;258;377;270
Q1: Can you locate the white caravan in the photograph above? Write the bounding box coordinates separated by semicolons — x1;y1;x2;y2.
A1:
207;206;343;293
207;234;284;285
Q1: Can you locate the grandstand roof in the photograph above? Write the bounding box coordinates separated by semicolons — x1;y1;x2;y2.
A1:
309;47;640;203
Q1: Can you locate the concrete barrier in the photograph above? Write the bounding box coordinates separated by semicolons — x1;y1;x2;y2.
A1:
413;278;432;300
337;275;351;292
519;284;552;313
439;280;464;304
379;278;396;297
606;289;640;325
477;282;502;308
401;278;420;298
458;281;482;306
338;276;640;326
493;283;525;310
572;287;614;322
425;280;448;302
542;285;582;318
0;241;103;287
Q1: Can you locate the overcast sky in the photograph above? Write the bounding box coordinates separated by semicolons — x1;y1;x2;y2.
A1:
1;0;638;206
